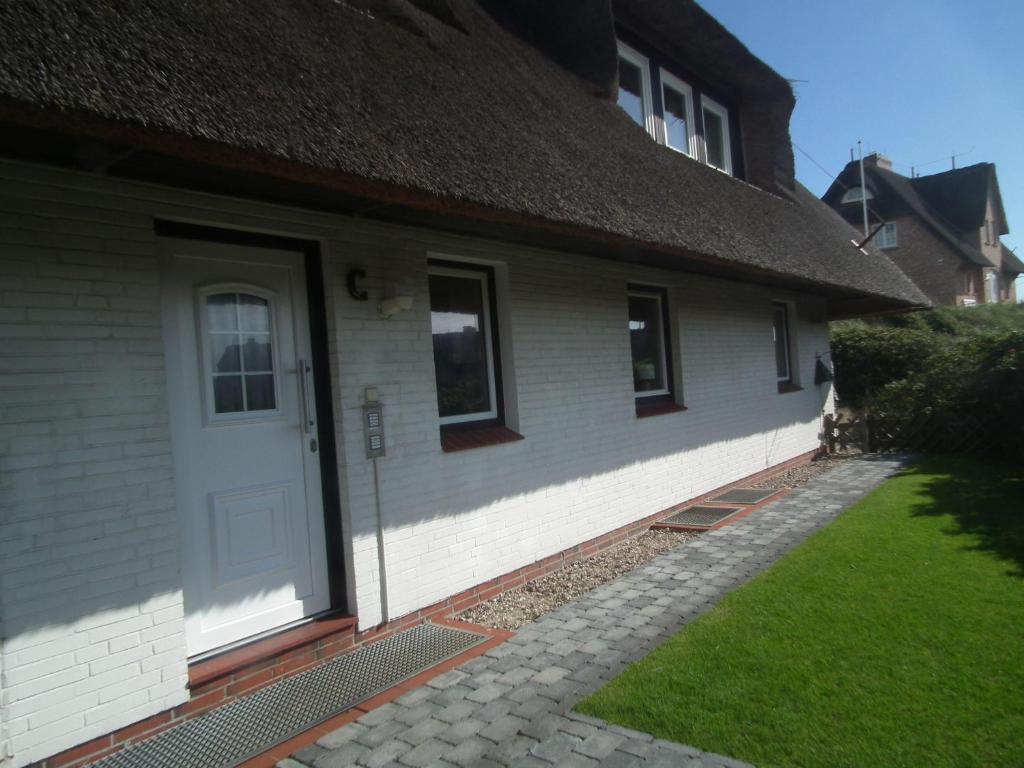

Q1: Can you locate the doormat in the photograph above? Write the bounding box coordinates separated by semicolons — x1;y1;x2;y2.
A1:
88;623;487;768
658;505;743;529
708;487;777;505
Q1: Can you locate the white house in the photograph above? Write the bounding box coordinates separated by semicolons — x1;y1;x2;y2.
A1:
0;1;927;765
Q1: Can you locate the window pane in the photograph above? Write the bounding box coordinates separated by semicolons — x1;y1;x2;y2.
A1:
430;274;491;418
629;295;666;393
245;374;276;411
210;334;241;373
213;375;244;414
773;306;790;380
703;108;725;169
239;295;270;332
207;293;238;332
241;334;273;372
617;57;645;127
663;86;689;153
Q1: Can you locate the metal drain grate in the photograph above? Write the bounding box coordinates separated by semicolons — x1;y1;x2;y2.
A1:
709;488;777;505
89;623;486;768
661;505;742;528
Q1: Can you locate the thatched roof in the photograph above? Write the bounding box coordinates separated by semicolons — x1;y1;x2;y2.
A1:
824;161;994;268
0;0;927;312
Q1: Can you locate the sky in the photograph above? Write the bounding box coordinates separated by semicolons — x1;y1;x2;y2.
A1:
697;0;1024;300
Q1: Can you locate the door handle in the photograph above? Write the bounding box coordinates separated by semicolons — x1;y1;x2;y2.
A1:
297;359;316;434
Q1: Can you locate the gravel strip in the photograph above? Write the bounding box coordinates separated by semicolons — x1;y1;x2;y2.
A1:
748;455;848;490
459;530;699;631
460;456;845;631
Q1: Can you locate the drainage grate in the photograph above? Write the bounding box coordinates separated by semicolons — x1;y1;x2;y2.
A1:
660;505;742;528
89;623;486;768
709;487;777;505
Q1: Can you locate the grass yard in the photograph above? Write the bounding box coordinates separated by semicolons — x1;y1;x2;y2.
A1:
577;455;1024;768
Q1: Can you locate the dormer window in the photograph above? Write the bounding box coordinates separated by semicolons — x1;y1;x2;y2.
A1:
659;69;696;157
700;96;732;175
615;38;737;178
616;42;654;136
840;186;874;204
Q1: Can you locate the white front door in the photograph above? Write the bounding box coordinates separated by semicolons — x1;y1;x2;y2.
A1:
160;236;331;656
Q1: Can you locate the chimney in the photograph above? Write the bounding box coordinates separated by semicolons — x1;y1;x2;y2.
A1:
864;153;892;170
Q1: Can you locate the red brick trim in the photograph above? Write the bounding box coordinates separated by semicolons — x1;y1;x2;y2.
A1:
777;381;803;394
440;425;524;453
188;613;357;690
635;401;688;418
31;448;818;768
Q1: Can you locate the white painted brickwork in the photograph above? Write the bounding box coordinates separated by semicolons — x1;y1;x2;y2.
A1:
0;160;833;766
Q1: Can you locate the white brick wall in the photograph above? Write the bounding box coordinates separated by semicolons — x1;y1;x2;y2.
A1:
0;160;834;766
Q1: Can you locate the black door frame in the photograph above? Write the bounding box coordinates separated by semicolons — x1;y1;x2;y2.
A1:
154;219;349;614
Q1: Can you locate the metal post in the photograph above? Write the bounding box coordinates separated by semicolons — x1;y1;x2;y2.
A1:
858;140;869;238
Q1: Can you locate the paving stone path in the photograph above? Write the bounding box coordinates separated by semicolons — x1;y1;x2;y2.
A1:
286;456;905;768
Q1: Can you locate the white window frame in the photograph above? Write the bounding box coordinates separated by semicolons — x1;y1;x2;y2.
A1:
196;283;282;426
428;263;500;426
841;186;874;204
628;288;671;398
616;40;656;140
876;222;898;249
772;302;792;384
700;95;733;176
658;69;697;157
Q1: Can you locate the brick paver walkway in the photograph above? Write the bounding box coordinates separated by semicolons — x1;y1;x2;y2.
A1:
285;456;904;768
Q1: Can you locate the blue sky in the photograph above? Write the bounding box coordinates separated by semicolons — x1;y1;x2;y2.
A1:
698;0;1024;300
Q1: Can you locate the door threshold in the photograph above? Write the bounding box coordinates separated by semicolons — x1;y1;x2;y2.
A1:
188;611;357;690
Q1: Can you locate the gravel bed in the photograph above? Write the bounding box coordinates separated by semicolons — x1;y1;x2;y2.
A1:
459;529;699;631
748;455;847;490
460;456;845;631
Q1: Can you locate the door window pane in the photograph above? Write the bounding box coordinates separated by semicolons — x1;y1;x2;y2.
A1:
239;295;271;332
618;57;646;127
245;374;276;412
210;334;241;373
213;375;244;414
663;86;690;154
206;292;277;414
242;334;273;372
629;294;667;394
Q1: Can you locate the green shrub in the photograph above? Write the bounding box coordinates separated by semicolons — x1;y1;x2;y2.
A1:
831;305;1024;458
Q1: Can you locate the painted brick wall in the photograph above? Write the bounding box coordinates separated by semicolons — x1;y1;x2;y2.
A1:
0;168;189;766
0;160;834;765
325;229;834;627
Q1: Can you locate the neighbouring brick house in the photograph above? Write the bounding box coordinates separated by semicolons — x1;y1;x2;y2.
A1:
823;153;1020;306
0;2;926;766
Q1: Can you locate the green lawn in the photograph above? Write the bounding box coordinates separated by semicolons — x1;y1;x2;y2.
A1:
578;456;1024;768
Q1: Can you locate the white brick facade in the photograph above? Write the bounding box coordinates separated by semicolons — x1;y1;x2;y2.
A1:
0;160;833;766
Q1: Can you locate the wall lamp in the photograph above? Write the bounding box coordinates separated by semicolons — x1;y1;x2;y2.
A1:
378;295;413;319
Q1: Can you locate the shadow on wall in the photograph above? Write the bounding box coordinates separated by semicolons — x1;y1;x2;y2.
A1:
907;456;1024;579
4;386;828;645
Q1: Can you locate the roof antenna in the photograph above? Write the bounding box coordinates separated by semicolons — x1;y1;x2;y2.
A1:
952;155;956;170
858;140;869;238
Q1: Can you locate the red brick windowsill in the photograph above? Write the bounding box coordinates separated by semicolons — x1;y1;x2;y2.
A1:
440;425;524;453
777;382;803;394
635;401;688;419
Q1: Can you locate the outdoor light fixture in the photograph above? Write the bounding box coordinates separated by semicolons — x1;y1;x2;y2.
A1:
378;294;413;319
814;357;834;385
